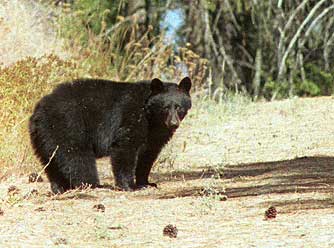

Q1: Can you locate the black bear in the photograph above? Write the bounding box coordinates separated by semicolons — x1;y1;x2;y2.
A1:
29;77;192;193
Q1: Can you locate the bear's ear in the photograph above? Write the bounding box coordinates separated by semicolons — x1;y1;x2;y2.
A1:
178;77;192;94
150;78;164;95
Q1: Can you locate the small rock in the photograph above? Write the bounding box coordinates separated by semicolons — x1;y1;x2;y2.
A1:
93;203;105;212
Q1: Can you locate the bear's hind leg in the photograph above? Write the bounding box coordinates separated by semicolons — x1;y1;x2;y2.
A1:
45;149;100;193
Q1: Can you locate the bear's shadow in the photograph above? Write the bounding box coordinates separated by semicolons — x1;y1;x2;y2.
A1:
145;156;334;211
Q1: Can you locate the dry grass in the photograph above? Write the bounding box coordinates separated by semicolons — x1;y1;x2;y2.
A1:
0;55;80;177
0;0;76;176
1;96;334;247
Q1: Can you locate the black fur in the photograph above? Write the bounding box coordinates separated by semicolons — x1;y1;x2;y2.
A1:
29;77;192;193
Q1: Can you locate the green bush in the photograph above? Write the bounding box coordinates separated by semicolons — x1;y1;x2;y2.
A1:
295;79;321;97
262;80;291;100
304;63;334;96
263;63;334;99
59;0;121;40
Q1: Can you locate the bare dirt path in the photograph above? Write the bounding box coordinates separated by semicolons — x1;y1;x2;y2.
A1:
1;97;334;247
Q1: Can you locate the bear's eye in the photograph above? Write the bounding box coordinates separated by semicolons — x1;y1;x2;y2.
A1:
178;111;186;120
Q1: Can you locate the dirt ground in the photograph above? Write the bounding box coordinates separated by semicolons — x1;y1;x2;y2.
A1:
1;96;334;248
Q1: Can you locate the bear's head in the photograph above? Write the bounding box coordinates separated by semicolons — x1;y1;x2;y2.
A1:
145;77;192;131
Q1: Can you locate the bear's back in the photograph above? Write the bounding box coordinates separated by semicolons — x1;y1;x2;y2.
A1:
51;79;150;103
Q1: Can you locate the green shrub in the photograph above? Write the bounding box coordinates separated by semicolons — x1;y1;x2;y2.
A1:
263;63;334;99
304;63;334;95
295;79;321;97
262;80;291;100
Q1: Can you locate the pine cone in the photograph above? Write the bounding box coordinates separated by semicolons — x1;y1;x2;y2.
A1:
265;206;277;219
163;224;178;238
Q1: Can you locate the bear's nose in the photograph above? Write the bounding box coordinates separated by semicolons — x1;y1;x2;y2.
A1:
169;115;180;129
170;121;179;129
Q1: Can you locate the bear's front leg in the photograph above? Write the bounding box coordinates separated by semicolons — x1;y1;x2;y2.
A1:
135;147;161;188
110;147;138;191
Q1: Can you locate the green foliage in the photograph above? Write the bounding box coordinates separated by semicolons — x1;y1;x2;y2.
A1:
201;0;216;12
178;0;334;97
304;63;334;95
263;64;334;99
75;0;122;32
295;80;321;97
263;80;291;100
59;0;123;45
